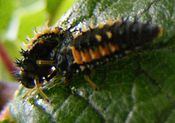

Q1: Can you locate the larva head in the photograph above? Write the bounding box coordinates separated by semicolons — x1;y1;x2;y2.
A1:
16;27;65;88
15;68;35;88
15;49;38;88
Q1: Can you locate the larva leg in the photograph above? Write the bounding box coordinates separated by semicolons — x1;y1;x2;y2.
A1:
84;75;98;90
34;78;49;102
36;60;54;65
23;88;35;99
22;79;49;102
45;69;57;81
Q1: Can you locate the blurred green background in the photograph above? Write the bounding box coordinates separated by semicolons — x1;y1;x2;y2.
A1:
0;0;77;82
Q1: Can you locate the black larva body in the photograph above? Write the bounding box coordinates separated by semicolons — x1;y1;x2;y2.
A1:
55;19;162;78
73;20;160;52
15;28;72;88
16;19;162;89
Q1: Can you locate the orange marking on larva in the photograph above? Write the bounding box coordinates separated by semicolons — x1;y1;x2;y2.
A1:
38;40;44;44
99;45;111;56
27;33;46;50
51;27;61;34
80;51;92;63
105;19;115;26
26;44;32;49
42;27;50;34
108;43;120;53
103;44;111;55
70;47;83;64
73;33;82;39
82;26;87;32
98;23;105;29
35;33;43;39
106;31;112;39
113;19;122;25
27;27;62;51
90;21;95;29
89;48;101;60
95;34;102;42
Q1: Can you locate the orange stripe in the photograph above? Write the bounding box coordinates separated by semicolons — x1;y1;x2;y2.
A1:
99;45;111;56
80;51;92;63
108;43;120;53
89;48;101;60
70;47;83;64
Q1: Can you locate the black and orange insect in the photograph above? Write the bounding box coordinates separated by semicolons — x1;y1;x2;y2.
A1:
15;26;72;100
15;18;163;100
54;18;163;89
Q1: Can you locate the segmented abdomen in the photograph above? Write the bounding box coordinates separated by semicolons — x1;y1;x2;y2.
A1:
70;19;162;65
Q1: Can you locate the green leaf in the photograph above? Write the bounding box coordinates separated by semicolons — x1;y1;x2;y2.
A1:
0;0;47;82
46;0;77;25
17;0;47;43
9;0;175;123
0;0;15;38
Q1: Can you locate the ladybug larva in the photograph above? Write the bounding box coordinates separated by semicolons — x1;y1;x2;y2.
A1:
15;18;163;101
15;26;72;101
54;18;163;90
